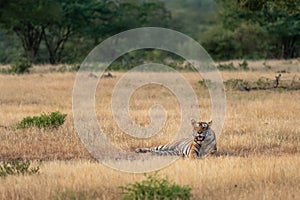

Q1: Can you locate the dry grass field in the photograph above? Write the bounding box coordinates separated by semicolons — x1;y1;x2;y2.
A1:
0;60;300;199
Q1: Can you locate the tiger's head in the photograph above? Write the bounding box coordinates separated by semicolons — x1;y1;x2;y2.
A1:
191;119;212;142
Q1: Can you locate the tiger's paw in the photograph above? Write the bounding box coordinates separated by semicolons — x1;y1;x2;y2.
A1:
135;148;149;153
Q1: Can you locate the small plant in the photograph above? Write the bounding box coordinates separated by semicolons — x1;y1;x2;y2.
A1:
17;111;67;129
57;65;67;73
217;62;236;71
238;60;249;70
224;79;250;89
263;61;271;70
0;160;39;177
70;64;80;72
52;189;87;200
9;57;32;74
256;77;271;88
119;174;192;200
198;79;214;88
0;67;10;74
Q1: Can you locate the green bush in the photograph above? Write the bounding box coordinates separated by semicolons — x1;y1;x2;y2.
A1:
9;57;32;74
238;60;249;70
224;79;250;89
198;79;216;89
217;61;249;71
70;64;80;72
17;111;67;129
217;62;236;71
256;77;271;88
0;160;39;177
119;174;192;200
57;65;68;73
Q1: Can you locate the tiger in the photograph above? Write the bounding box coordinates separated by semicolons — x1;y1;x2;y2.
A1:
135;119;217;158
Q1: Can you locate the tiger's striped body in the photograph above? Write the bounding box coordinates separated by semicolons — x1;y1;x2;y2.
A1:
135;120;217;158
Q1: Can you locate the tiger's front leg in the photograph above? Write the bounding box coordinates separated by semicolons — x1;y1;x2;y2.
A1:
187;141;200;158
210;144;217;155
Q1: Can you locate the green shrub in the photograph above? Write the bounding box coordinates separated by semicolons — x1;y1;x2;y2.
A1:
9;57;32;74
238;60;249;70
119;174;192;200
256;77;271;88
17;111;67;129
217;62;236;71
0;67;9;74
224;79;250;89
57;65;67;73
198;79;216;88
0;160;39;177
70;64;80;72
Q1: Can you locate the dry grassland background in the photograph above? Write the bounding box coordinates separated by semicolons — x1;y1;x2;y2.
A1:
0;60;300;199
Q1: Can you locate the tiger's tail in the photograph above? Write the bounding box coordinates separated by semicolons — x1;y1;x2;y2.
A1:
135;144;182;156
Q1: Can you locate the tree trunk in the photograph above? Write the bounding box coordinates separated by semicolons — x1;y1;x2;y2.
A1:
14;23;44;63
282;36;298;59
42;25;71;65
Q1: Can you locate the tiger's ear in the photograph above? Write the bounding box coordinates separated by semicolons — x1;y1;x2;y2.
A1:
208;120;212;127
191;119;196;126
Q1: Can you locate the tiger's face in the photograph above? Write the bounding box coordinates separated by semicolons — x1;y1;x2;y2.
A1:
191;119;212;142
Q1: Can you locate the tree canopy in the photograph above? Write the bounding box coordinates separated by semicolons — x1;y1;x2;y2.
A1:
0;0;299;64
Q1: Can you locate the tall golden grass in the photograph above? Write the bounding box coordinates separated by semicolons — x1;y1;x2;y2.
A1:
0;63;300;199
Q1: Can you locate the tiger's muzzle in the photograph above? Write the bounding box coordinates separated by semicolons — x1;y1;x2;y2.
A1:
194;131;206;142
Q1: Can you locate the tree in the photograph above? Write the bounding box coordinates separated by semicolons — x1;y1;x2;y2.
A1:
42;0;92;64
164;0;217;38
63;0;173;64
114;1;172;30
228;0;300;58
0;0;174;64
0;0;60;62
0;29;21;63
